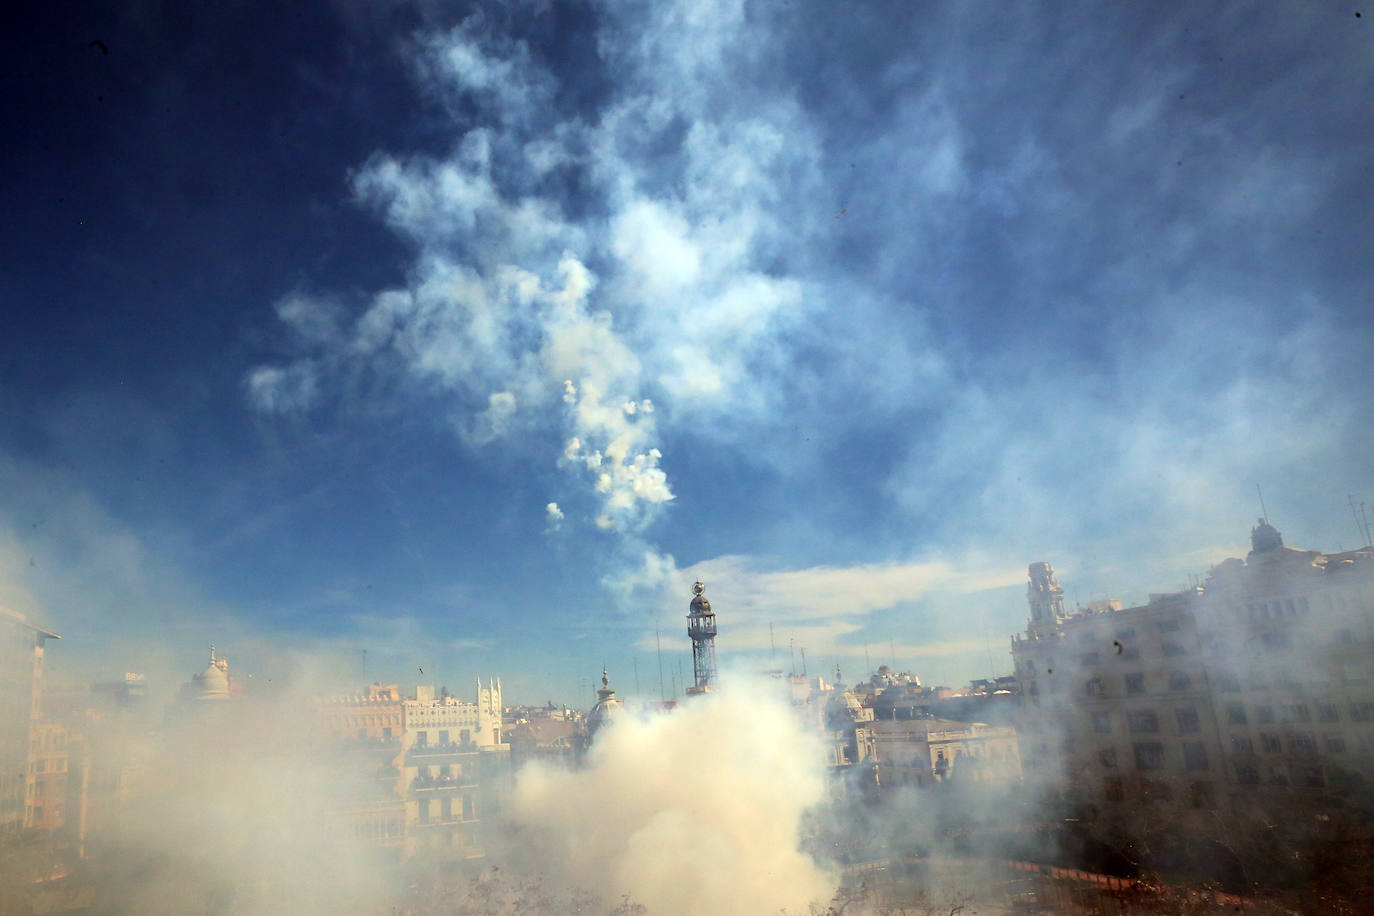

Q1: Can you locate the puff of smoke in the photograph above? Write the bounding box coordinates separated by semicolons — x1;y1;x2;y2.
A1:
74;694;395;916
503;679;836;916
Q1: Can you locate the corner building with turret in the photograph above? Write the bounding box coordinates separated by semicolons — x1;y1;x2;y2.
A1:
1011;520;1374;880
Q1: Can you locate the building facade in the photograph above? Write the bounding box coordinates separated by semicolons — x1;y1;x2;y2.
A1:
0;605;58;833
1011;521;1374;872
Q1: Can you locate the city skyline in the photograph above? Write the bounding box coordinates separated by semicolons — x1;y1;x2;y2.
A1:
2;1;1372;701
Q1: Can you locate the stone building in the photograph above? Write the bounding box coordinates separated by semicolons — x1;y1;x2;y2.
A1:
0;605;59;833
862;717;1022;794
398;680;507;858
1011;520;1374;875
313;684;407;854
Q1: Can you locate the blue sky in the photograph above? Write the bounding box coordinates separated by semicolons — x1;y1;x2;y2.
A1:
3;0;1372;703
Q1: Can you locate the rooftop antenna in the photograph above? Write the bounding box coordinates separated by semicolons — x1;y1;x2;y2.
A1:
1349;495;1371;547
656;624;666;702
800;646;807;677
1257;484;1269;524
1361;501;1373;546
789;638;796;677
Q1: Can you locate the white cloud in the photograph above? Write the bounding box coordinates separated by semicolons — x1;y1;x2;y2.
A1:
244;364;319;414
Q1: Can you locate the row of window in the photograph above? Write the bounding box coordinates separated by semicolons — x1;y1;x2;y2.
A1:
1230;733;1343;755
1096;741;1210;772
1233;762;1325;788
1086;671;1197;696
1225;701;1374;725
1101;777;1215;806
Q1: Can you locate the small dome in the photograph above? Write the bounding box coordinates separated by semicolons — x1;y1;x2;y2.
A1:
587;668;624;740
689;579;712;614
1250;518;1283;554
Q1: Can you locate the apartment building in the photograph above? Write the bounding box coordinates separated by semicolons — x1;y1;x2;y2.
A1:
1012;520;1374;856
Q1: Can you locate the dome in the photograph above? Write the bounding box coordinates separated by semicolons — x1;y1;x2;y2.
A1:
586;668;624;740
193;647;231;701
1250;518;1283;554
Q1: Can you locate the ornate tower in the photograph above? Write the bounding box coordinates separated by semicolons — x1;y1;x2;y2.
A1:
686;580;718;695
1027;562;1066;631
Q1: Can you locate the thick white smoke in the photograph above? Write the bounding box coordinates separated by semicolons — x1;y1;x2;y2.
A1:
506;684;836;915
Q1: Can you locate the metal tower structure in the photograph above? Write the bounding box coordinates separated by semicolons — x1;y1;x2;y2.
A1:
685;580;717;695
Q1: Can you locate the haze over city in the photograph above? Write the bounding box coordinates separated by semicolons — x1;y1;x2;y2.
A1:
4;2;1374;912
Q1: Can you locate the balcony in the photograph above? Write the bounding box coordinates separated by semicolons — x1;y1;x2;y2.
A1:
406;740;477;761
409;774;476;795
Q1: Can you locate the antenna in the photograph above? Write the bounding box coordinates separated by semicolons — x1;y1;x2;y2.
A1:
1256;484;1269;523
1350;495;1371;548
656;625;666;702
789;638;796;677
800;647;807;677
1361;502;1373;546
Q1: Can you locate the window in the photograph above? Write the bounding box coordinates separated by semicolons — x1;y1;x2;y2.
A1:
1261;734;1282;754
1235;763;1260;786
1098;747;1118;768
1183;741;1209;771
1301;766;1326;789
1350;702;1374;722
1159;618;1181;633
1121;646;1141;661
1216;673;1241;693
1261;631;1290;650
1282;704;1310;724
1091;711;1112;734
1226;704;1247;725
1318;703;1340;723
1125;673;1146;696
1176;707;1200;733
1133;742;1165;770
1231;736;1254;755
1326;736;1348;753
1168;671;1191;691
1291;733;1317;754
1127;710;1159;733
1161;642;1186;657
1256;704;1275;724
1085;677;1104;696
